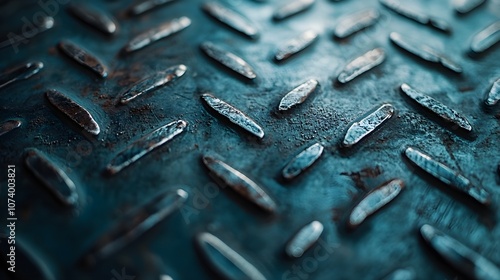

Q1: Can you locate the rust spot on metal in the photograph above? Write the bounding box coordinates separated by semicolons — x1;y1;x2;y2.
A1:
341;166;383;190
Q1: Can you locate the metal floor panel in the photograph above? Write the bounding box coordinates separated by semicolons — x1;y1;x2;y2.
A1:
0;0;499;279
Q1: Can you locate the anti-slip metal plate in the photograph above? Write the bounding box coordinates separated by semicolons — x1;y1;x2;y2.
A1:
0;0;499;279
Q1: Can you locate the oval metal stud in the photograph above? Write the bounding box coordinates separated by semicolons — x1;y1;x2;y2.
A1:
129;0;177;16
382;268;416;280
196;232;267;280
68;3;118;34
348;179;405;229
25;149;78;206
334;9;380;39
201;41;257;79
58;40;108;78
202;2;260;39
123;17;191;53
380;0;451;33
274;30;318;61
400;83;472;132
203;155;277;213
485;77;500;106
470;21;500;54
342;103;395;148
453;0;485;14
404;147;491;206
202;93;264;138
282;142;323;180
390;32;462;73
273;0;315;21
420;224;500;280
0;61;43;89
106;120;187;174
46;89;101;136
338;48;385;84
279;79;318;111
0;119;22;137
119;64;187;104
286;221;324;258
81;189;188;266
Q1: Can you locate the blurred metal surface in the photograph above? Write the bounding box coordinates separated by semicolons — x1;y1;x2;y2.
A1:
0;0;499;279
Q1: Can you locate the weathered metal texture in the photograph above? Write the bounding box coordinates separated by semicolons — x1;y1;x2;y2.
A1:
0;0;499;279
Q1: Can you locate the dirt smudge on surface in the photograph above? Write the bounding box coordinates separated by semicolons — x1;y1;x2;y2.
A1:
341;166;383;191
